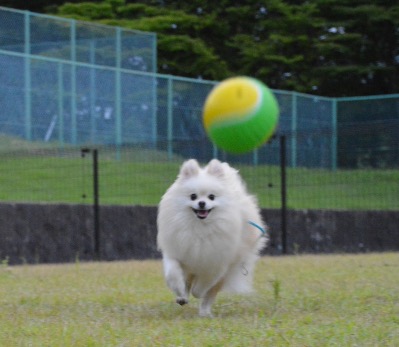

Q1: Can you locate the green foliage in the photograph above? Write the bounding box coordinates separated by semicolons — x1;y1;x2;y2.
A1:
56;2;114;20
116;3;171;18
57;1;229;80
45;0;399;96
158;35;229;79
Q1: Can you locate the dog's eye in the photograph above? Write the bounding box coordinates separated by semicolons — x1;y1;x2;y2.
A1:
190;194;197;201
208;194;215;201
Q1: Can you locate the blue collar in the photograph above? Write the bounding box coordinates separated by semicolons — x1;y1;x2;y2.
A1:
248;221;267;236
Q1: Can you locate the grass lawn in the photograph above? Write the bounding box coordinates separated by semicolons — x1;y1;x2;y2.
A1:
0;253;398;346
0;151;398;210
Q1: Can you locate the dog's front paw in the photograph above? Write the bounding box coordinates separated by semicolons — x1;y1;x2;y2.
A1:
199;309;213;318
176;297;188;306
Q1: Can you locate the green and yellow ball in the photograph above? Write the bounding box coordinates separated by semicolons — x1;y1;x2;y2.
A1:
203;76;279;154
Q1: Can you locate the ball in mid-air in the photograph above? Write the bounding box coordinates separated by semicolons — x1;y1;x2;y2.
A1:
203;76;279;154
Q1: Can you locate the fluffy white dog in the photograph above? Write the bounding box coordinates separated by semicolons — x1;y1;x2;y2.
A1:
157;159;267;317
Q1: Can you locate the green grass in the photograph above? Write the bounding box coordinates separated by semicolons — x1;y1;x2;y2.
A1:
0;253;398;346
238;165;399;210
0;135;398;209
1;154;398;210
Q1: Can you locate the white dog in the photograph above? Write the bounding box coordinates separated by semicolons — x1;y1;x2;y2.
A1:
157;159;267;317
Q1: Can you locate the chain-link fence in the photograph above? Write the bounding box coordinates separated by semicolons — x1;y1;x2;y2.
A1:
0;7;398;211
0;133;398;210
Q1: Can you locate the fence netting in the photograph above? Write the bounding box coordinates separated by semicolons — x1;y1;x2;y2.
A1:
0;7;398;210
0;131;397;210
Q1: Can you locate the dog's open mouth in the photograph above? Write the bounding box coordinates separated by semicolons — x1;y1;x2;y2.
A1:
192;208;212;219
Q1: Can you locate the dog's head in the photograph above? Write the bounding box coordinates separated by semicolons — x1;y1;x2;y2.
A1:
177;159;229;220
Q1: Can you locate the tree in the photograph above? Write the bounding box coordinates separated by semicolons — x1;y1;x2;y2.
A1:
3;0;397;96
0;0;102;12
56;1;230;80
312;1;399;96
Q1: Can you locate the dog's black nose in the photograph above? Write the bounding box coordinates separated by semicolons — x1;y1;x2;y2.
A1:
198;201;206;209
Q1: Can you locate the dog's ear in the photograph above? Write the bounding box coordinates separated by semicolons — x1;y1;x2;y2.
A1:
179;159;200;179
206;159;225;178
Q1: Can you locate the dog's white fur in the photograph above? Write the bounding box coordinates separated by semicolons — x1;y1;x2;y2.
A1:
157;159;266;317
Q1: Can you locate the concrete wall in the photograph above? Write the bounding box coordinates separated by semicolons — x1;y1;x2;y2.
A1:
0;202;398;265
264;209;399;254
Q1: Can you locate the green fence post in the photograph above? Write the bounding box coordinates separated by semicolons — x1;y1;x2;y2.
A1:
24;11;31;141
89;40;97;144
115;27;122;159
151;73;157;147
291;92;297;168
253;149;259;166
167;76;173;159
152;34;158;147
70;19;77;144
57;62;64;146
332;98;338;171
152;33;157;73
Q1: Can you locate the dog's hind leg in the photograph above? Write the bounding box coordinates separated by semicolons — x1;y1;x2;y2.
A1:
163;256;189;305
199;279;224;317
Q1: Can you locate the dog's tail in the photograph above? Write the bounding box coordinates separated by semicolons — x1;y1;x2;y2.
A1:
222;246;262;293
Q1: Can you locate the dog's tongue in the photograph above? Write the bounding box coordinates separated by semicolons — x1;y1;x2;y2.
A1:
197;209;209;218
